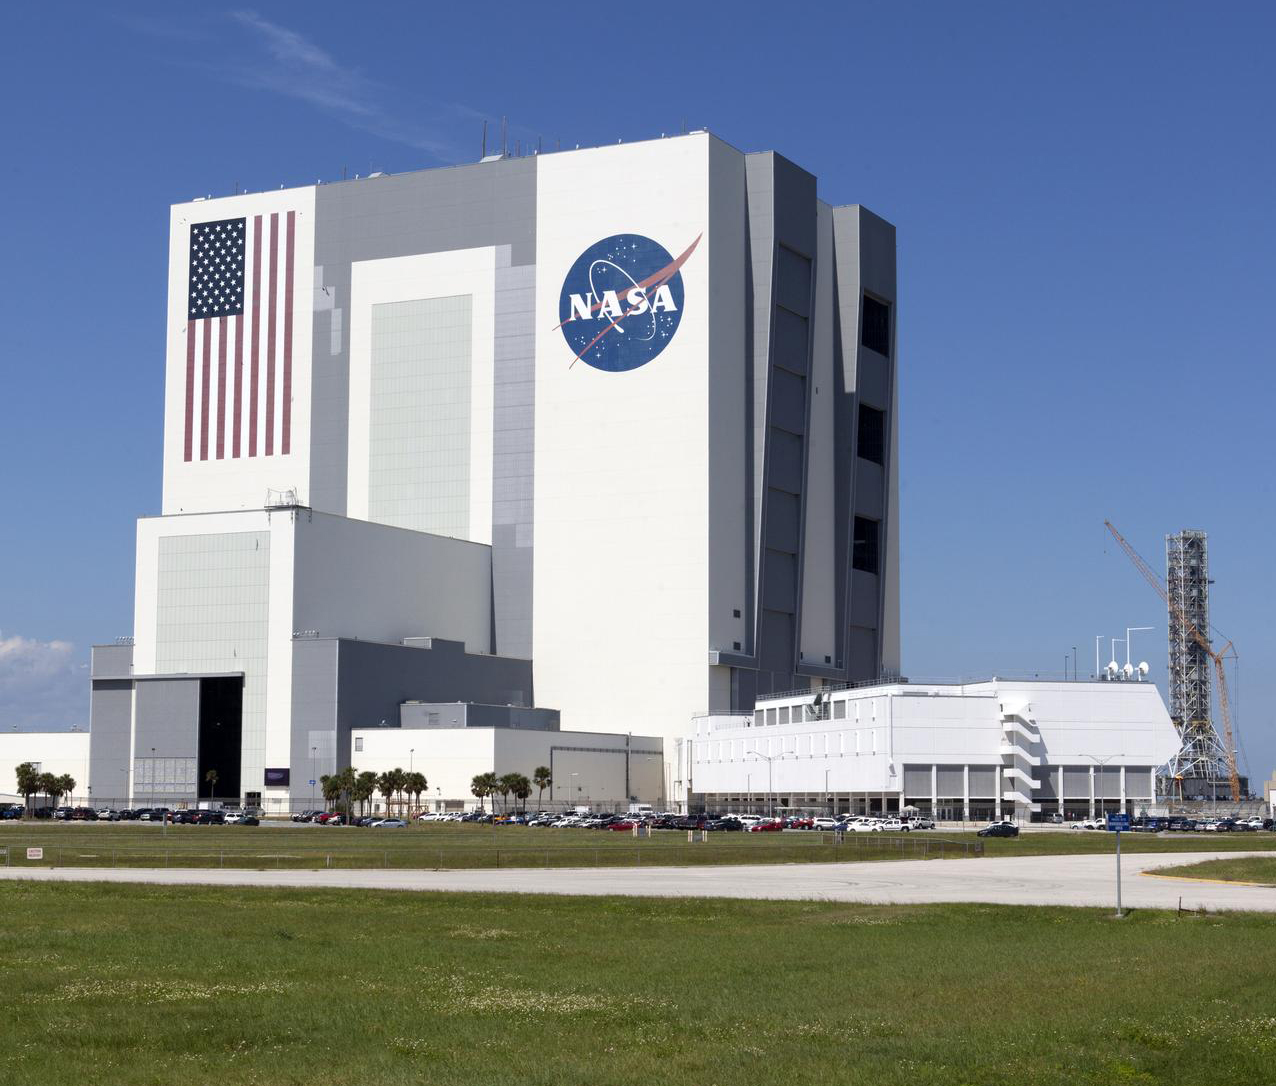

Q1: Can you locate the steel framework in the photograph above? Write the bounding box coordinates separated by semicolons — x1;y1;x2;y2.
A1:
1164;530;1230;791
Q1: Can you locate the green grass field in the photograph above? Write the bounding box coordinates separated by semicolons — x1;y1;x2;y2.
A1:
1154;856;1276;886
2;880;1274;1085
0;821;1270;872
1;821;1273;872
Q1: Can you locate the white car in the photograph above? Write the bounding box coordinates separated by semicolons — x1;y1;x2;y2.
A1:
224;811;245;824
372;819;407;828
811;817;839;831
851;818;883;833
880;818;909;832
551;816;580;828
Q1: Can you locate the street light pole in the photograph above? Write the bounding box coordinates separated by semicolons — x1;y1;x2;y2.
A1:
825;768;832;817
310;746;317;811
746;751;794;819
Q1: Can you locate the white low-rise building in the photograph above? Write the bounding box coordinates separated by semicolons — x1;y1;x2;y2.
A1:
349;708;665;813
677;678;1180;822
0;732;93;805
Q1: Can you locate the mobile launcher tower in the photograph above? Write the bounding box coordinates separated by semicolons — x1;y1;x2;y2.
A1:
1162;530;1234;800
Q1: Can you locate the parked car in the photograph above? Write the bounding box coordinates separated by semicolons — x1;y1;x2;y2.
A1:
236;815;260;826
748;818;784;832
811;816;839;831
1;804;24;820
69;807;98;821
908;816;936;830
977;821;1020;838
53;806;74;821
192;810;225;825
880;818;909;832
95;808;120;821
850;818;884;833
371;819;407;828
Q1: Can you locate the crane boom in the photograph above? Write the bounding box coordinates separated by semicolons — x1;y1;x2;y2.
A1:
1103;520;1240;802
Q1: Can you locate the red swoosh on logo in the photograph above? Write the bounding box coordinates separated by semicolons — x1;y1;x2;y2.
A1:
557;233;702;367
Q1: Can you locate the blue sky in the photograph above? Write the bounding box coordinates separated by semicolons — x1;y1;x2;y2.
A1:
2;2;1272;778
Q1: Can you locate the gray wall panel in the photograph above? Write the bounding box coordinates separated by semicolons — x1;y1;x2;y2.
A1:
88;680;132;803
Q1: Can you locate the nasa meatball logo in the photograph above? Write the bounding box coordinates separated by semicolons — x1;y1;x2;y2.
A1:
557;232;702;371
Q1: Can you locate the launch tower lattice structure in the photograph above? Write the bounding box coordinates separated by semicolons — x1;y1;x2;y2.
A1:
1162;530;1230;793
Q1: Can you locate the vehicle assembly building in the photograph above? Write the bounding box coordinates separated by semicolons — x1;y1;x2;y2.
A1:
78;130;900;812
0;130;1179;819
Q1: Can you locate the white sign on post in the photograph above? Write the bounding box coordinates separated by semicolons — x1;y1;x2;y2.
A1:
26;847;43;861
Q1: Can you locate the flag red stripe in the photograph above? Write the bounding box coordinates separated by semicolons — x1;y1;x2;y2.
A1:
282;210;295;455
249;215;262;457
199;320;211;461
216;316;227;459
265;212;278;457
232;313;243;458
183;321;196;462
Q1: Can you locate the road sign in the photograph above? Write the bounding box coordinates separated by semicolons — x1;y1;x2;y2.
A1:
1106;813;1131;832
309;780;316;786
26;847;43;861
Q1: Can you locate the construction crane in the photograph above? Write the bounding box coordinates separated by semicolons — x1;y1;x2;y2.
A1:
1104;520;1241;802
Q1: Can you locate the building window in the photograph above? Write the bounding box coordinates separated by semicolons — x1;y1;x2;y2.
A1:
857;404;885;465
354;737;363;752
861;294;891;358
853;517;880;574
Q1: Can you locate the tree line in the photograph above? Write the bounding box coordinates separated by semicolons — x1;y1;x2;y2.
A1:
470;766;552;812
14;763;77;810
316;766;429;818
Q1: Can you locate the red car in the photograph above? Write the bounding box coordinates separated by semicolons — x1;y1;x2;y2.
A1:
609;820;637;831
749;818;784;832
785;816;814;830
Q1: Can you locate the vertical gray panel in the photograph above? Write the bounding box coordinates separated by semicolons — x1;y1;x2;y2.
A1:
310;156;537;516
491;261;536;659
133;678;201;802
88;679;133;804
367;295;473;537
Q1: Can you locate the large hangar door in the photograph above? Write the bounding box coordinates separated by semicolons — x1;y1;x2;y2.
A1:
199;677;243;801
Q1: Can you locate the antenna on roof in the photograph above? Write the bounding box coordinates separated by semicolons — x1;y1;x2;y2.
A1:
482;119;487;159
501;116;508;156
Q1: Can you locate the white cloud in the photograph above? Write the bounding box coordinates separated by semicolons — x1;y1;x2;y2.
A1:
0;632;88;732
224;11;460;157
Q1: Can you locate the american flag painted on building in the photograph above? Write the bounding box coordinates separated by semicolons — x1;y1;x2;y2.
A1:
184;211;297;461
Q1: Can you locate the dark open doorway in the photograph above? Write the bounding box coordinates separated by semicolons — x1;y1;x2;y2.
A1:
198;677;242;802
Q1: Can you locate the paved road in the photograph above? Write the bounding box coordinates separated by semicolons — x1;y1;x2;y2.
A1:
2;851;1274;911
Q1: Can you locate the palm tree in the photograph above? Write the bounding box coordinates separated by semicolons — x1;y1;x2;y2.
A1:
471;772;497;813
533;766;552;812
336;766;356;818
36;772;58;808
405;771;427;817
57;774;77;805
204;769;219;801
511;773;532;812
388;768;408;817
376;772;396;816
320;774;341;809
354;771;377;817
15;763;39;814
496;773;520;814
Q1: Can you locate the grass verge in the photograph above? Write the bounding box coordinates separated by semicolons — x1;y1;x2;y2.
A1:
1;822;1274;871
1152;856;1276;886
2;881;1274;1085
